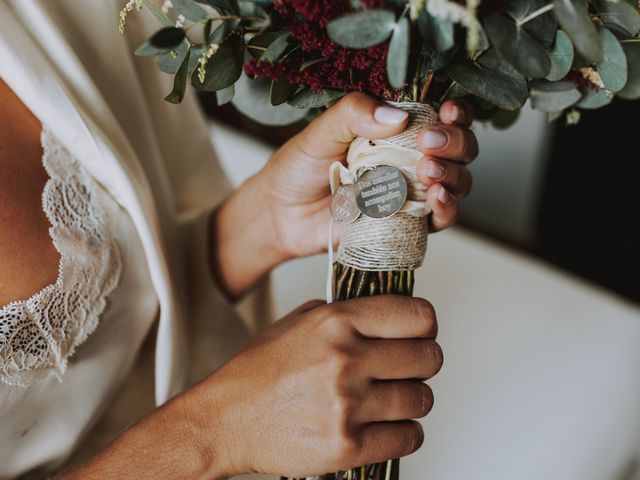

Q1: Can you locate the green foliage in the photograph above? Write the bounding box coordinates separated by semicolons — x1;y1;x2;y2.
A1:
553;0;603;63
387;17;410;89
619;45;640;100
133;0;640;127
446;49;528;110
327;10;396;48
529;80;581;111
191;34;243;92
546;30;574;81
597;28;628;92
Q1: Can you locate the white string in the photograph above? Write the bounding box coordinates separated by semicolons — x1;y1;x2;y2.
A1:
326;217;334;304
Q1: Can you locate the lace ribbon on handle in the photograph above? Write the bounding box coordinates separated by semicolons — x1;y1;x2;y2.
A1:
0;128;122;386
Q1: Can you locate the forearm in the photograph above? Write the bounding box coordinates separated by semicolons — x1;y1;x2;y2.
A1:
54;395;231;480
209;172;289;300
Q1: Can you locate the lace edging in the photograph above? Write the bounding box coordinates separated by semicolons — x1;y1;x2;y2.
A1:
0;128;122;387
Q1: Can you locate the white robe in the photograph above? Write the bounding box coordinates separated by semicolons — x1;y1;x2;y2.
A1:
0;0;273;476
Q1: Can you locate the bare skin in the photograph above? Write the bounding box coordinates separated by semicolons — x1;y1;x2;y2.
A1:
0;79;60;306
0;78;476;479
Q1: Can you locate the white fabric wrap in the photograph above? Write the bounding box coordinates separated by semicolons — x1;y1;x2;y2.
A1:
329;102;439;272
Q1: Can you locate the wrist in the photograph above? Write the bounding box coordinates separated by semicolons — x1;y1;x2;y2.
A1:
58;393;234;480
210;171;290;300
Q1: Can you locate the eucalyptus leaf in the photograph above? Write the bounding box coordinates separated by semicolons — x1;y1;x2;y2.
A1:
216;84;235;105
260;32;290;63
577;87;613;108
595;0;640;37
300;58;327;71
327;10;396;48
270;79;297;106
157;43;201;74
232;74;308;125
135;40;171;57
508;0;557;47
529;80;581;112
210;18;241;45
164;49;191;104
191;34;244;91
548;110;564;122
196;0;238;14
387;17;410;89
490;108;521;129
441;81;470;101
248;31;282;58
619;44;640;100
238;2;271;29
553;0;603;63
418;8;454;52
445;49;528;110
597;28;627;92
484;13;551;79
150;27;186;50
172;0;209;21
288;88;346;109
546;30;574;81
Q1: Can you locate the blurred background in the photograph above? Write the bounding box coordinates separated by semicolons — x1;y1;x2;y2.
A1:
203;95;640;480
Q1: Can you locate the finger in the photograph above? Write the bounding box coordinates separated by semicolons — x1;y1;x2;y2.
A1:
416;156;473;197
359;338;443;380
293;92;409;161
355;380;433;423
417;124;479;164
439;99;474;128
334;295;437;339
426;184;459;233
356;420;424;466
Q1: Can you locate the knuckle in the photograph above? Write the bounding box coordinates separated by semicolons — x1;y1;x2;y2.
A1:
301;299;326;312
408;422;425;454
340;92;372;118
464;130;479;161
316;305;351;338
446;162;461;186
422;341;444;377
462;168;473;196
333;431;362;465
411;298;437;337
417;383;434;417
324;347;358;394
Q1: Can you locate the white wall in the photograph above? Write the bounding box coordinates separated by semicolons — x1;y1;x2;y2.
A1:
460;105;552;247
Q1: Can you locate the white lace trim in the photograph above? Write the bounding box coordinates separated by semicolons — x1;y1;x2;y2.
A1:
0;128;122;387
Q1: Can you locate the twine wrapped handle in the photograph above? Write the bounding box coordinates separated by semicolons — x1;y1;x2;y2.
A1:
326;102;439;293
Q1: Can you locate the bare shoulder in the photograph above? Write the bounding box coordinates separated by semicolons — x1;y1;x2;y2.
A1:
0;78;60;306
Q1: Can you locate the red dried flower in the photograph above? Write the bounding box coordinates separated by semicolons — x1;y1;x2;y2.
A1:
244;0;400;100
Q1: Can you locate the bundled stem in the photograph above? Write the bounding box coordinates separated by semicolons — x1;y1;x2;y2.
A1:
281;262;414;480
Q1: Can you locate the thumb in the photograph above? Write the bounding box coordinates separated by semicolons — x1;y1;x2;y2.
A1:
292;92;409;161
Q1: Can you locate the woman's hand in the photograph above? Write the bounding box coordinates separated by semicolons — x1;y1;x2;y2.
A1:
185;295;442;478
59;295;442;479
263;93;478;259
210;93;477;299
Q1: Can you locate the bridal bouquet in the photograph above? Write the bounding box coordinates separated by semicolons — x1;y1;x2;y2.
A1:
123;1;638;479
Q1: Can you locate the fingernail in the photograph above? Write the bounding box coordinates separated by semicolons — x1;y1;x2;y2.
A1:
438;187;450;204
421;129;448;149
374;105;409;126
426;160;445;180
450;105;465;123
